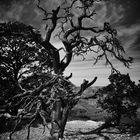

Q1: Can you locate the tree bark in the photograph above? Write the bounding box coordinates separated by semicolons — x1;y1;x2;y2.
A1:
50;99;61;139
115;113;121;126
50;98;70;140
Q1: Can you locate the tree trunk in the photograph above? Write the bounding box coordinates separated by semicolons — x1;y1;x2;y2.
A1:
50;98;70;140
115;113;121;126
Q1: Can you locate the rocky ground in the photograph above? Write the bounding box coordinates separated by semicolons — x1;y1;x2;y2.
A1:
0;87;140;140
0;120;140;140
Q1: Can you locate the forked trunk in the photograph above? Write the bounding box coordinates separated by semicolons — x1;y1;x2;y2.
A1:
50;98;70;140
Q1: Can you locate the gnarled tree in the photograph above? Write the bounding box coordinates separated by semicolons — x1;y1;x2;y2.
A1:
0;0;133;139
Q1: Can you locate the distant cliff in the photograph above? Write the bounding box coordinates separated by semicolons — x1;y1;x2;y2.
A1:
69;86;107;121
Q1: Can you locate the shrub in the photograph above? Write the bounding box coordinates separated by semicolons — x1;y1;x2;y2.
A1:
96;73;139;126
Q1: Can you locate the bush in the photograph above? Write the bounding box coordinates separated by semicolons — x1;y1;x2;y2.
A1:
96;73;139;126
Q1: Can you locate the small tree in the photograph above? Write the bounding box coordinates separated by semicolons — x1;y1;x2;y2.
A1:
0;0;133;139
96;73;138;126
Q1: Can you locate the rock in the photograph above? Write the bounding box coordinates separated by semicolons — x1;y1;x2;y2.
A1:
65;120;104;132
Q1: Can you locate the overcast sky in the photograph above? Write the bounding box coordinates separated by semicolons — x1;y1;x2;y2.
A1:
0;0;140;86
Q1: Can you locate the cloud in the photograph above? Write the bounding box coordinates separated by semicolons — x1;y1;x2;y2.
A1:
116;24;140;54
64;60;111;86
93;1;140;58
6;4;24;21
91;1;125;27
0;0;30;22
118;24;140;37
0;0;139;86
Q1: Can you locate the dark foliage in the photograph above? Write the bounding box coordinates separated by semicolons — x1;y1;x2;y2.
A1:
0;21;50;114
96;73;139;126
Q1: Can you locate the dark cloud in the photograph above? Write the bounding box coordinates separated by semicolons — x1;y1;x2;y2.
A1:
0;0;30;5
0;0;139;27
0;0;140;85
0;0;30;10
0;0;33;22
0;0;41;26
0;0;140;52
0;0;14;7
111;0;140;26
130;33;140;51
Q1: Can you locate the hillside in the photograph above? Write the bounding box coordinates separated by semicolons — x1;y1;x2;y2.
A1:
69;86;107;121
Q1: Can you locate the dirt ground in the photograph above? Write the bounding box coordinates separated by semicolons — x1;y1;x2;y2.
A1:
0;120;140;140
